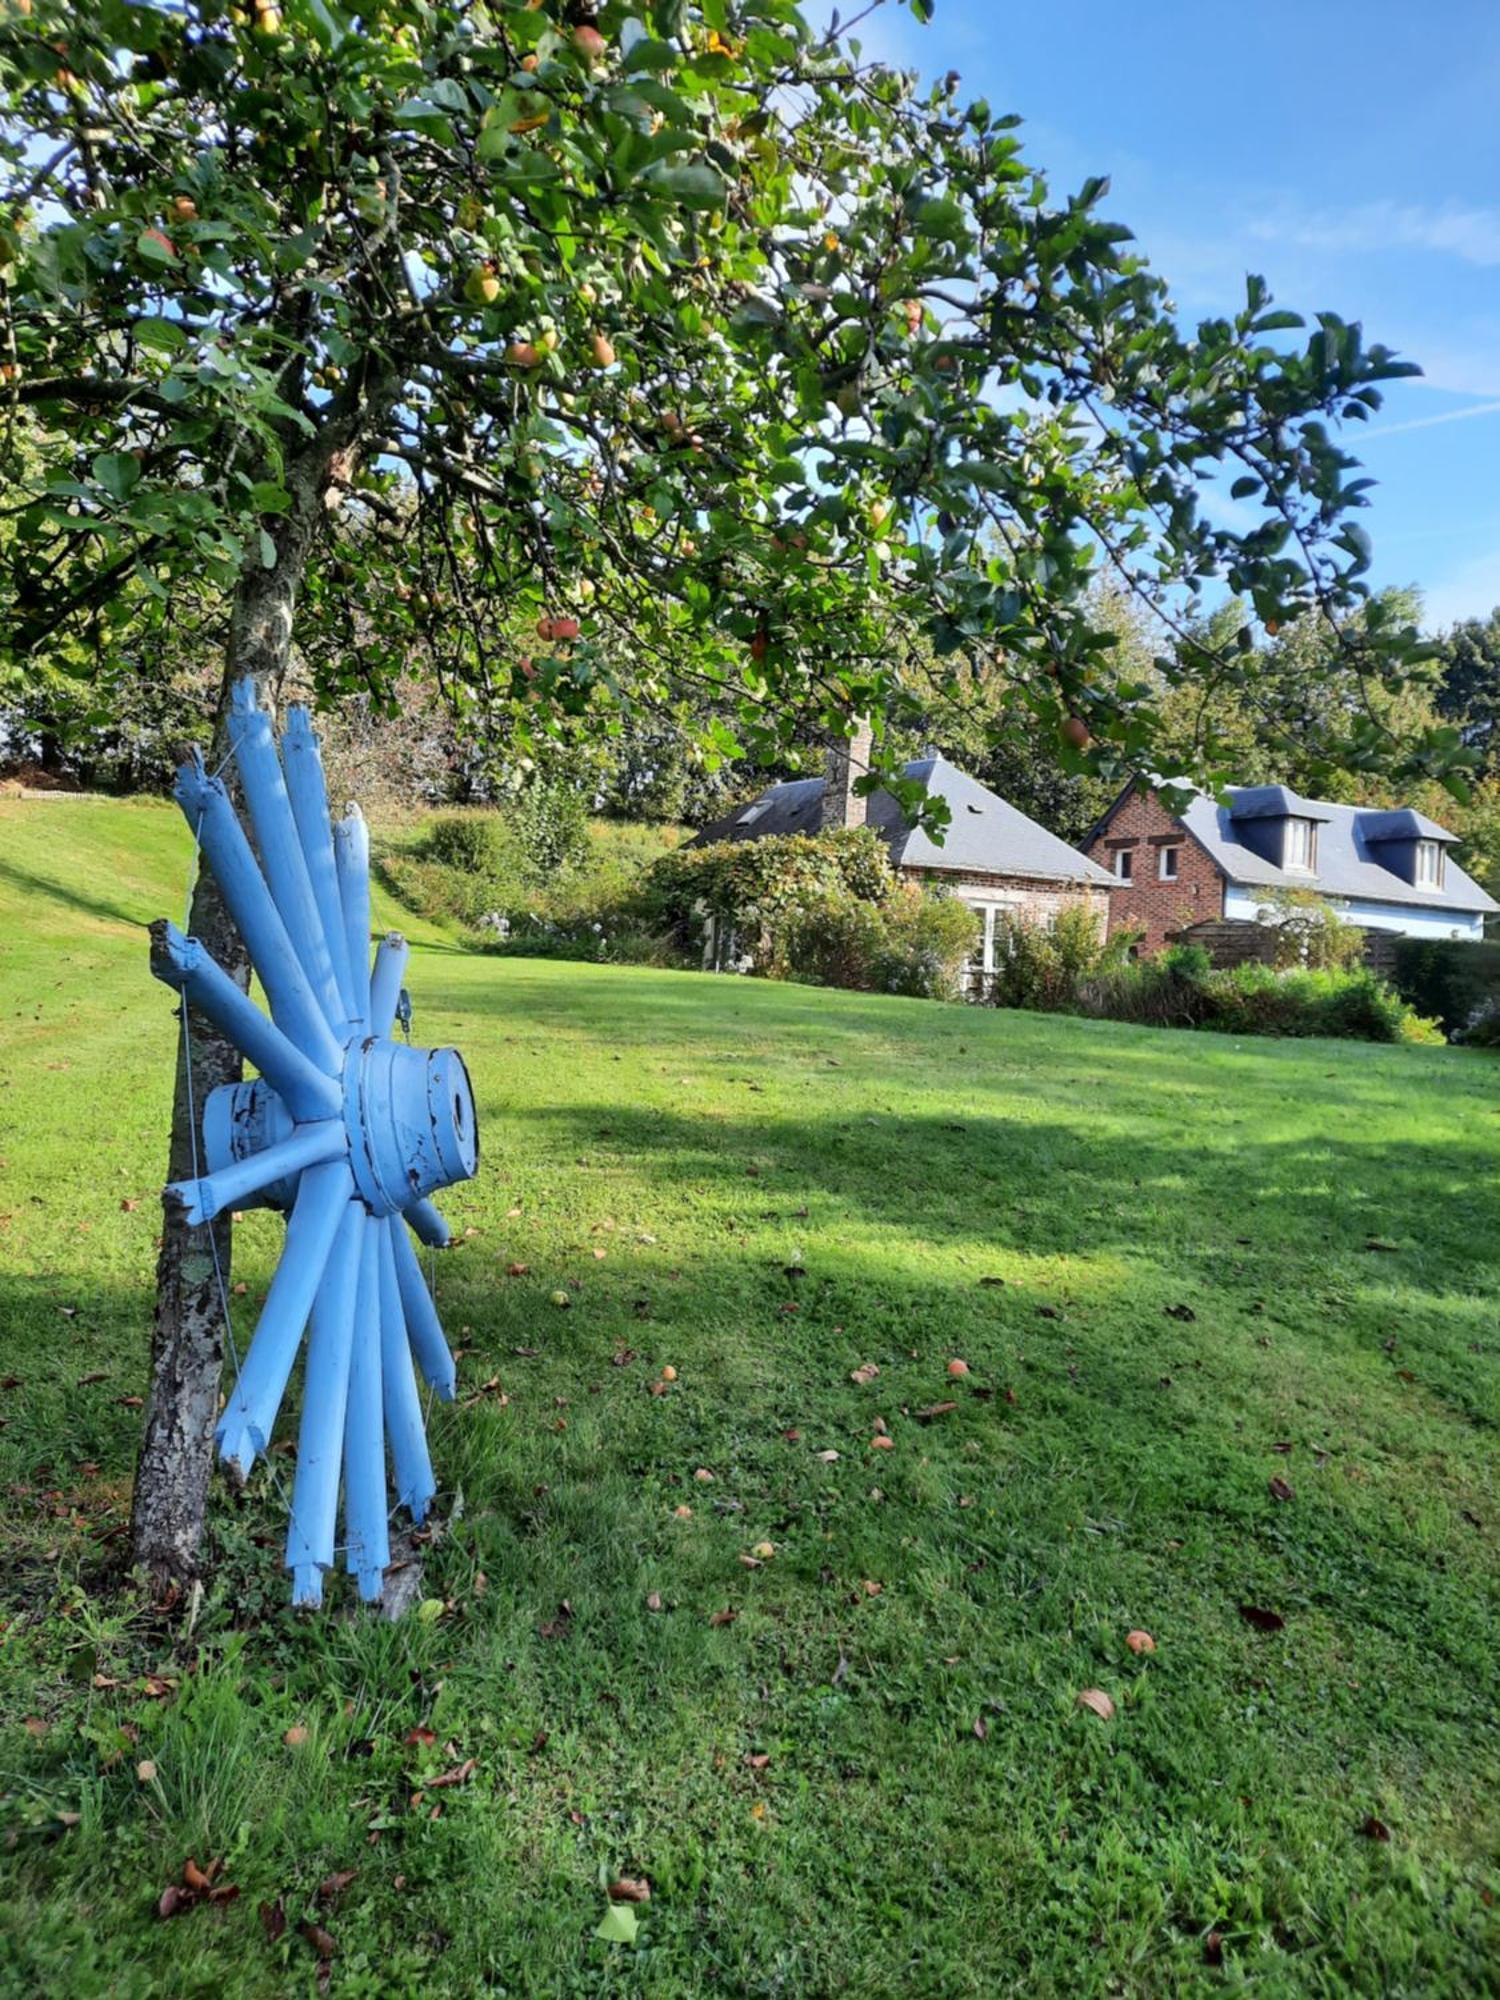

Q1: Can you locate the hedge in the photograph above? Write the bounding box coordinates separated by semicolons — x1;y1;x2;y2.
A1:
1389;937;1500;1037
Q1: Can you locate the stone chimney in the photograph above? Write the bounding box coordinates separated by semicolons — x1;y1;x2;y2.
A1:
820;717;874;832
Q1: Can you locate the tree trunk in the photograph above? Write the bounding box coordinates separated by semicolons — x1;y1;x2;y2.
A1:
130;375;396;1593
130;534;316;1589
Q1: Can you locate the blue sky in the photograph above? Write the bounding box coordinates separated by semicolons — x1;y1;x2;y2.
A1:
858;0;1500;631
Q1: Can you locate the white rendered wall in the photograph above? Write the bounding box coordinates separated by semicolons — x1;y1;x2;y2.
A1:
1223;883;1484;941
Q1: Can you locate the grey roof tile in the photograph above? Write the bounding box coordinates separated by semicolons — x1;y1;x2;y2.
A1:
693;756;1115;887
1179;786;1498;915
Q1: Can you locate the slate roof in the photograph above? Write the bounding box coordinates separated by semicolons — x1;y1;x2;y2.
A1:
693;754;1116;887
1163;784;1498;915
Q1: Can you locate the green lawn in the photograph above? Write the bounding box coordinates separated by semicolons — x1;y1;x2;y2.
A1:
2;793;1498;1997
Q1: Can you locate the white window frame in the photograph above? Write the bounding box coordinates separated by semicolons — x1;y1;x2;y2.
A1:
1158;845;1180;881
1415;839;1444;888
1283;817;1316;872
1114;847;1134;882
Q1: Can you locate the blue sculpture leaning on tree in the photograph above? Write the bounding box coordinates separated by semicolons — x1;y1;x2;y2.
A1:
148;678;479;1608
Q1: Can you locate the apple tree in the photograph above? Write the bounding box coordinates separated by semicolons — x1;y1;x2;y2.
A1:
0;0;1443;1585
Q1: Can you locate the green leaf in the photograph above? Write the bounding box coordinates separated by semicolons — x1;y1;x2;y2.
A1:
642;162;727;209
595;1903;640;1946
134;316;187;354
258;528;277;569
623;36;677;72
92;452;141;502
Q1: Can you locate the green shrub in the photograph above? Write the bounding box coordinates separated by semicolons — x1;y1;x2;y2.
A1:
646;830;975;1000
1251;888;1366;969
1390;936;1500;1035
994;916;1441;1045
379;811;684;944
877;888;982;1001
1073;959;1440;1044
1456;997;1500;1047
648;827;896;975
509;777;590;879
989;905;1114;1011
428;812;509;875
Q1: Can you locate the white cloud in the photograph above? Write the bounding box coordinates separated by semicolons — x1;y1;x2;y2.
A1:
1362;398;1500;441
1249;200;1500;269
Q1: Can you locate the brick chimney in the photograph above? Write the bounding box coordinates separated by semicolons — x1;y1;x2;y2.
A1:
820;717;874;832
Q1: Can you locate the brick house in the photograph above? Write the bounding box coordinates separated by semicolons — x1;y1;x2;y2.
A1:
1081;780;1497;954
692;724;1113;986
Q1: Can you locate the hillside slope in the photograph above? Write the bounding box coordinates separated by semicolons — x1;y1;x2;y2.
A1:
2;792;1498;1995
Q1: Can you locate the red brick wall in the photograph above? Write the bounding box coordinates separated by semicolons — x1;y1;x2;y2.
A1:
1081;788;1225;953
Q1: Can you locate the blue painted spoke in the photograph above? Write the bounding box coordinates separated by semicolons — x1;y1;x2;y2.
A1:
216;1160;353;1475
282;704;358;1027
369;933;410;1039
167;1118;344;1228
378;1221;436;1521
390;1215;456;1400
228;683;346;1031
149;920;340;1123
342;1215;390;1602
174;755;343;1076
403;1197;451;1249
334;805;372;1030
286;1202;362;1608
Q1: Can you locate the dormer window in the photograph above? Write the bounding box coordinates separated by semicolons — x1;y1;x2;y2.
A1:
1283;817;1317;872
1415;839;1444;888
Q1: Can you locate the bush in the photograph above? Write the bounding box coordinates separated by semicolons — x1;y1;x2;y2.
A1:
1457;997;1500;1048
991;911;1440;1044
508;777;590;879
646;830;978;1000
989;904;1117;1011
428;812;509;876
1252;889;1365;969
379;810;685;946
1390;936;1500;1035
877;888;982;1001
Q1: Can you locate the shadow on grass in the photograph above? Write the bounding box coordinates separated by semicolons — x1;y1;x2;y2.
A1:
0;855;152;932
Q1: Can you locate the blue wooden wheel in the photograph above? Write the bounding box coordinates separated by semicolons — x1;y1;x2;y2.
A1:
149;678;478;1607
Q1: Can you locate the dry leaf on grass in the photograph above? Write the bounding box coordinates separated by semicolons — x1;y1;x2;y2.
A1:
1125;1630;1156;1655
427;1757;478;1789
608;1876;652;1903
849;1363;880;1386
1076;1688;1115;1721
1268;1476;1295;1503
